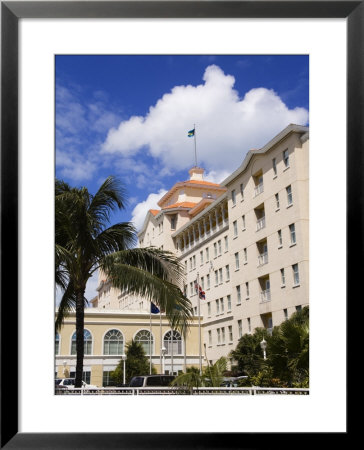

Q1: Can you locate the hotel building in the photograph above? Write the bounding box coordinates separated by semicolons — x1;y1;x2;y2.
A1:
74;123;309;373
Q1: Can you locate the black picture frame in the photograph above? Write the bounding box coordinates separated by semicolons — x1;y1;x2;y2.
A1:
1;1;358;448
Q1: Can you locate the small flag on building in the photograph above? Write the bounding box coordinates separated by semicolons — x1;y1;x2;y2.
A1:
187;128;195;137
194;282;206;300
151;302;160;314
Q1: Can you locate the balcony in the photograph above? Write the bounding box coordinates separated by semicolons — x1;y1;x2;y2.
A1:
256;216;266;231
258;252;268;266
254;183;264;197
260;289;271;303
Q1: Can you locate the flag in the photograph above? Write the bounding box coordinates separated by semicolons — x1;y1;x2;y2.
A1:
194;282;206;300
187;128;195;137
151;302;160;314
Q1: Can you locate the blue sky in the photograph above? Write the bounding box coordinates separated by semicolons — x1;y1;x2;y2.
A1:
56;54;309;300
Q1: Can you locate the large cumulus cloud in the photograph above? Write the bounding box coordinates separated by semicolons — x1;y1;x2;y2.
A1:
102;65;308;174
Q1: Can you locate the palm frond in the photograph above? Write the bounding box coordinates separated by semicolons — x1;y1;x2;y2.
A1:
88;176;127;230
102;247;185;286
100;261;192;332
93;222;137;256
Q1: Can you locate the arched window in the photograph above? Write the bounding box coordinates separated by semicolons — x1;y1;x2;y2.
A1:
163;330;182;355
71;329;92;355
135;330;153;355
55;333;60;355
103;330;124;355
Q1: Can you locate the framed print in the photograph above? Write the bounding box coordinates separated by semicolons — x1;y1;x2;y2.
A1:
1;1;359;447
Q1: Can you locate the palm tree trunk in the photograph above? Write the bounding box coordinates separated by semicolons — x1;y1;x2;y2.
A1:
75;289;85;388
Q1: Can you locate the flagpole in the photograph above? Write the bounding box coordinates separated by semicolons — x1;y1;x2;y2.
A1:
197;272;202;375
159;309;162;373
194;123;197;167
149;308;152;375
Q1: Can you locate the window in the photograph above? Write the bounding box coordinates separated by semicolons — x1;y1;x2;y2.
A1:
225;265;230;281
206;247;210;262
233;220;238;237
283;149;289;167
216;299;220;314
238;320;243;338
163;330;182;355
281;268;286;286
272;157;277;175
207;274;210;289
184;260;187;272
231;189;236;206
221;327;226;343
293;263;300;285
207;302;211;316
219;268;223;284
190;282;193;296
220;297;224;313
218;240;222;255
55;333;60;355
228;326;233;342
242;215;246;230
189;257;192;270
240;183;244;199
200;250;203;265
104;329;124;355
201;276;204;290
296;305;302;312
215;270;219;286
248;318;251;333
275;193;280;209
227;295;231;311
246;282;250;298
208;330;212;346
286;185;293;205
236;285;241;304
103;371;115;387
71;329;92;355
224;235;228;252
278;229;283;247
170;216;176;230
135;330;154;355
284;309;288;320
289;223;296;244
235;252;240;270
244;248;247;263
217;328;221;344
214;242;217;258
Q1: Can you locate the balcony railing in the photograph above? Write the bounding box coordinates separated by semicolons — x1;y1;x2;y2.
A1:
260;289;271;303
254;183;264;197
256;216;266;231
258;252;268;266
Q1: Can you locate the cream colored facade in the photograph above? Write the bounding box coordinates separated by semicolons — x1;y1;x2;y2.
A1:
55;309;201;386
93;124;309;366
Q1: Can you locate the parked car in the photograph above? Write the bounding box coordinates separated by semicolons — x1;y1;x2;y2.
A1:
129;375;175;387
55;378;98;389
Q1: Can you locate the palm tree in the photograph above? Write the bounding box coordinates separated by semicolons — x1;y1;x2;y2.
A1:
171;357;228;392
55;176;193;388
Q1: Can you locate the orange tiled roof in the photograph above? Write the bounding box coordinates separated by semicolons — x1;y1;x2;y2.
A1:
162;201;197;210
184;180;221;186
149;209;160;216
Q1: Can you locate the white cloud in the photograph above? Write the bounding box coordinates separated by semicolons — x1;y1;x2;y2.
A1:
131;189;167;231
102;64;308;175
